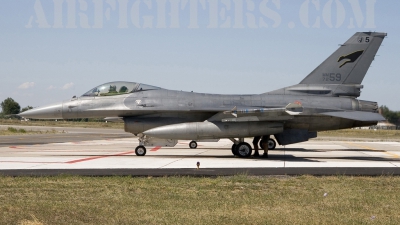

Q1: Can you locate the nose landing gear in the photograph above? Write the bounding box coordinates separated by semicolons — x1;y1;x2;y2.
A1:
135;146;146;156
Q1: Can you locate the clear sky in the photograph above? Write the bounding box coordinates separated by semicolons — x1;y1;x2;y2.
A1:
1;0;399;110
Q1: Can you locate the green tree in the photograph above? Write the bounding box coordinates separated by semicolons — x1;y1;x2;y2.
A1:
1;98;21;115
21;106;33;112
379;105;399;124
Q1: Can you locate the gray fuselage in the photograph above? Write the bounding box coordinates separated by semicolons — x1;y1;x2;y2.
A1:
60;89;376;134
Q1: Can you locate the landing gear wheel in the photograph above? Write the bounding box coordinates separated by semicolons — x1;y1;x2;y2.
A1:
268;139;276;150
189;141;198;149
236;142;252;158
260;139;276;150
135;146;147;156
231;144;238;156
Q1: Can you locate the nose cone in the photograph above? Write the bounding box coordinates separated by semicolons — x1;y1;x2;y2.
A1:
18;102;63;119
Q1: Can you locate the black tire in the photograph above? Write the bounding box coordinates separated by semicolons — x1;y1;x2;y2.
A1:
268;139;276;150
189;141;198;149
260;139;277;150
236;142;252;158
231;144;238;155
135;146;147;156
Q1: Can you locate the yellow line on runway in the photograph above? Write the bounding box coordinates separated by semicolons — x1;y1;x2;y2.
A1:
346;142;399;158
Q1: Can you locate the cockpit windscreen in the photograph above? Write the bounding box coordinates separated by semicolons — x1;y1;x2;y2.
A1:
81;82;161;97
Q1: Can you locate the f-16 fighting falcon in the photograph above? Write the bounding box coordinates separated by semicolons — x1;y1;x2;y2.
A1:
19;32;387;158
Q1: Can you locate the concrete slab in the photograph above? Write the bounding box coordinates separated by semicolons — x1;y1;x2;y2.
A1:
1;137;399;171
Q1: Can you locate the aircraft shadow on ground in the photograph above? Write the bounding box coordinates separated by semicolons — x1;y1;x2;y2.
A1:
50;151;400;162
147;154;399;162
52;145;400;163
327;148;387;152
275;148;389;153
53;153;319;162
302;156;400;162
185;147;373;153
274;148;328;152
148;154;320;162
168;147;324;153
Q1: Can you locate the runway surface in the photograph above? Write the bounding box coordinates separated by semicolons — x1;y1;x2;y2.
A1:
0;126;399;176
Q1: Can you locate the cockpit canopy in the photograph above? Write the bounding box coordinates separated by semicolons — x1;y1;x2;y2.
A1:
82;81;162;97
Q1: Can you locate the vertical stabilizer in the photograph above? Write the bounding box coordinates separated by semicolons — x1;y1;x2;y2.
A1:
300;32;386;85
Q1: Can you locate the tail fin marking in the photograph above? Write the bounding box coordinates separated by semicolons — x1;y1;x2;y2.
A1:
300;32;386;85
338;50;364;68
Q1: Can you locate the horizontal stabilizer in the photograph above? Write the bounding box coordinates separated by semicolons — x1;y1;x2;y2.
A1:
319;111;385;122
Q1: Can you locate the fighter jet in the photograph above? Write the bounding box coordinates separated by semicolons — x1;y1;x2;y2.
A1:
19;32;387;158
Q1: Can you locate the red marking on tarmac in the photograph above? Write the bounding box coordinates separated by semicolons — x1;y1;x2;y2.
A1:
66;150;136;164
9;146;21;149
150;146;161;151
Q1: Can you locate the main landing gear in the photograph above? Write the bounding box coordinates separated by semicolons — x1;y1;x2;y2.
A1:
260;138;276;150
229;137;276;158
229;138;252;158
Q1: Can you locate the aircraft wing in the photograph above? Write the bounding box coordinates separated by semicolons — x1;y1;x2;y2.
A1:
319;111;385;121
207;103;303;122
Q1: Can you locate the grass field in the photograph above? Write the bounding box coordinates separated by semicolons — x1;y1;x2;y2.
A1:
0;127;58;136
1;121;399;224
0;119;123;129
1;175;400;225
318;129;400;140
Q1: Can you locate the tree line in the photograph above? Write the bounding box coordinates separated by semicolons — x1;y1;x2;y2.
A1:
0;97;32;117
379;105;400;125
0;97;101;122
